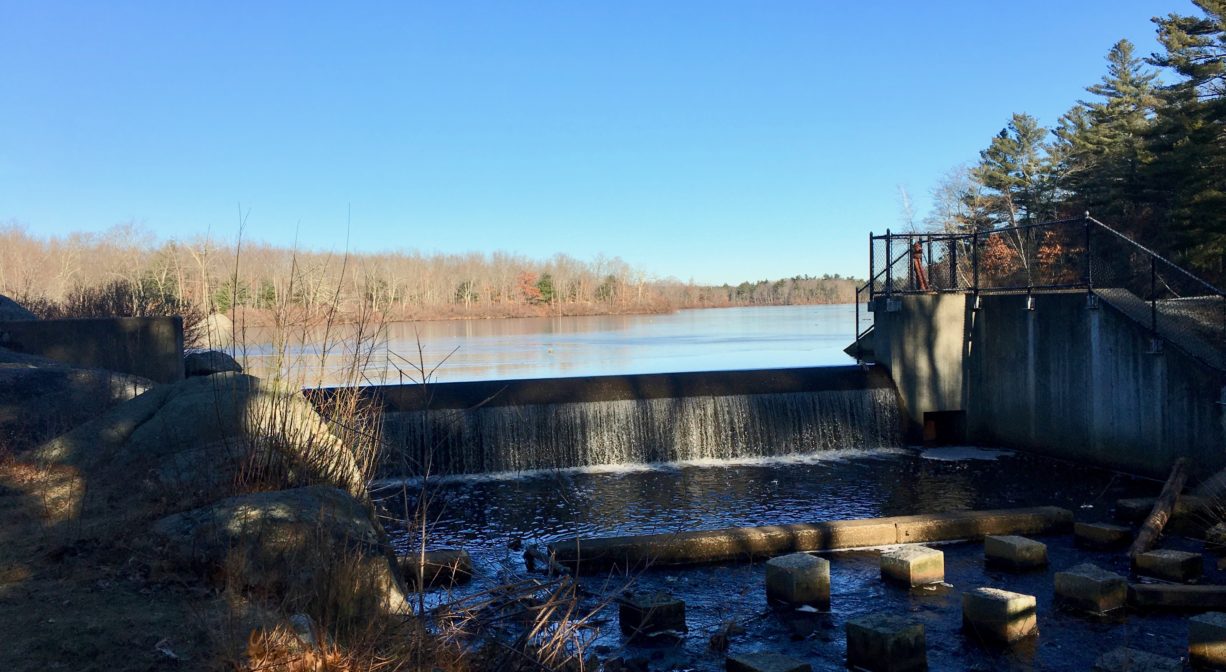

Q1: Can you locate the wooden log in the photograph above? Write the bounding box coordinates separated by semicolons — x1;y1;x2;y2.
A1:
1128;457;1190;560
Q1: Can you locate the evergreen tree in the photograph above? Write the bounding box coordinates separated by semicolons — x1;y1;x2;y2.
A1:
1055;40;1159;233
1147;1;1226;275
971;113;1060;228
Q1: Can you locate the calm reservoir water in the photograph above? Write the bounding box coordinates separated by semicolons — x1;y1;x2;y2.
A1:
240;304;863;385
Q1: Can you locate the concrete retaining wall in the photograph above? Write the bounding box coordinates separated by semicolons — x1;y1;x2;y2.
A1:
872;292;1226;478
0;317;185;383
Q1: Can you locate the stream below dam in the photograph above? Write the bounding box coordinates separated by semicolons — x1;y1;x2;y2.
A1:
377;447;1214;671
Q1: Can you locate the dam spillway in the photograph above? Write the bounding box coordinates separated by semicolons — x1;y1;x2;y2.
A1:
356;366;902;477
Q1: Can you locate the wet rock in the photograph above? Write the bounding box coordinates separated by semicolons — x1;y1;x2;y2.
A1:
152;485;409;616
1054;563;1127;614
845;612;926;672
184;350;242;377
619;591;686;639
984;535;1047;570
1134;549;1202;583
962;587;1038;645
726;651;811;672
398;549;473;589
880;545;944;587
765;553;829;609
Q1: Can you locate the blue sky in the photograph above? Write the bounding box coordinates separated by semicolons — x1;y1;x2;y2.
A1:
0;1;1189;284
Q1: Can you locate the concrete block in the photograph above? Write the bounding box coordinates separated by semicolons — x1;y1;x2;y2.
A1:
880;546;944;587
726;652;811;672
1054;563;1127;614
398;549;473;588
1134;549;1202;583
1190;612;1226;668
1092;646;1181;672
984;535;1048;570
962;587;1038;644
765;553;829;608
1074;522;1132;549
619;591;686;638
845;612;927;672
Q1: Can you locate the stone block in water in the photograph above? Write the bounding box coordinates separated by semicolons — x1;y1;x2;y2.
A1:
765;553;829;608
1093;646;1181;672
725;652;812;672
1134;549;1202;583
962;587;1038;644
880;545;944;587
619;591;686;638
1054;563;1126;614
984;535;1047;570
845;612;927;672
1190;612;1226;668
398;549;472;588
1074;522;1132;549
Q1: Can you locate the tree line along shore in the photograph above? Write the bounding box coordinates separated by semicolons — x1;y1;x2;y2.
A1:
0;224;858;328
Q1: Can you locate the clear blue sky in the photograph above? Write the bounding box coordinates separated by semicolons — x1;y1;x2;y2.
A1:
0;1;1189;284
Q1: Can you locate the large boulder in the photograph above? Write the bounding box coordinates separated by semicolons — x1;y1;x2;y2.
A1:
201;313;234;349
152;485;409;618
0;294;37;321
184;349;243;377
33;372;370;524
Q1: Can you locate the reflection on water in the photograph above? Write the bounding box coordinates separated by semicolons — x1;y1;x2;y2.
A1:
237;304;862;385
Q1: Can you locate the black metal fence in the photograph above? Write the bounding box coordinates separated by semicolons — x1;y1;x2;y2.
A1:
855;216;1226;371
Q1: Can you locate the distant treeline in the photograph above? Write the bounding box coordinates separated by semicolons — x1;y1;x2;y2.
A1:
910;2;1225;286
0;224;858;323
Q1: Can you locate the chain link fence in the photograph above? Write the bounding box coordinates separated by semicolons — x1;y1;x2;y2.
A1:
858;217;1226;371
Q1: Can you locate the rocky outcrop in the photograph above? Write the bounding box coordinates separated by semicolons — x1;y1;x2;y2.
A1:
152;485;409;617
33;372;369;522
0;294;37;321
184;350;243;377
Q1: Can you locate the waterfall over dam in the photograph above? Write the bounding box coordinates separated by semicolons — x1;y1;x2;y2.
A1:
346;366;902;478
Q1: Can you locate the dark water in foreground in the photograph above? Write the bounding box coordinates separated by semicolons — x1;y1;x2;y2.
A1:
378;448;1209;670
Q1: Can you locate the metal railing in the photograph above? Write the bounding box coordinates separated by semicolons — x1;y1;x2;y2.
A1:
855;215;1226;371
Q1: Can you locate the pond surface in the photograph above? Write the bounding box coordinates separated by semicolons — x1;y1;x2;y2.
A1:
377;448;1210;671
239;304;863;385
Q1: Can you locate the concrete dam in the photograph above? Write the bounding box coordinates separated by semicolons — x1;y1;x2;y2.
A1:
361;366;902;477
339;219;1226;482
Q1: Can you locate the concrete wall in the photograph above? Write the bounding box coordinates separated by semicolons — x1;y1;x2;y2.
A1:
0;317;185;383
872;292;1226;478
363;365;895;412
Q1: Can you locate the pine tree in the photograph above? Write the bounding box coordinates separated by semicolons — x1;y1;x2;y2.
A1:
1146;1;1226;276
1054;40;1158;234
971;113;1059;228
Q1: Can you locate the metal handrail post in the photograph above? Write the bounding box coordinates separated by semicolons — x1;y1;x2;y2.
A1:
1150;256;1158;337
885;229;893;297
971;230;979;293
868;232;875;302
1084;213;1093;291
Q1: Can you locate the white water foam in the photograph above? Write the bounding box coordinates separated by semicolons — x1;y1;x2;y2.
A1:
371;445;909;491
